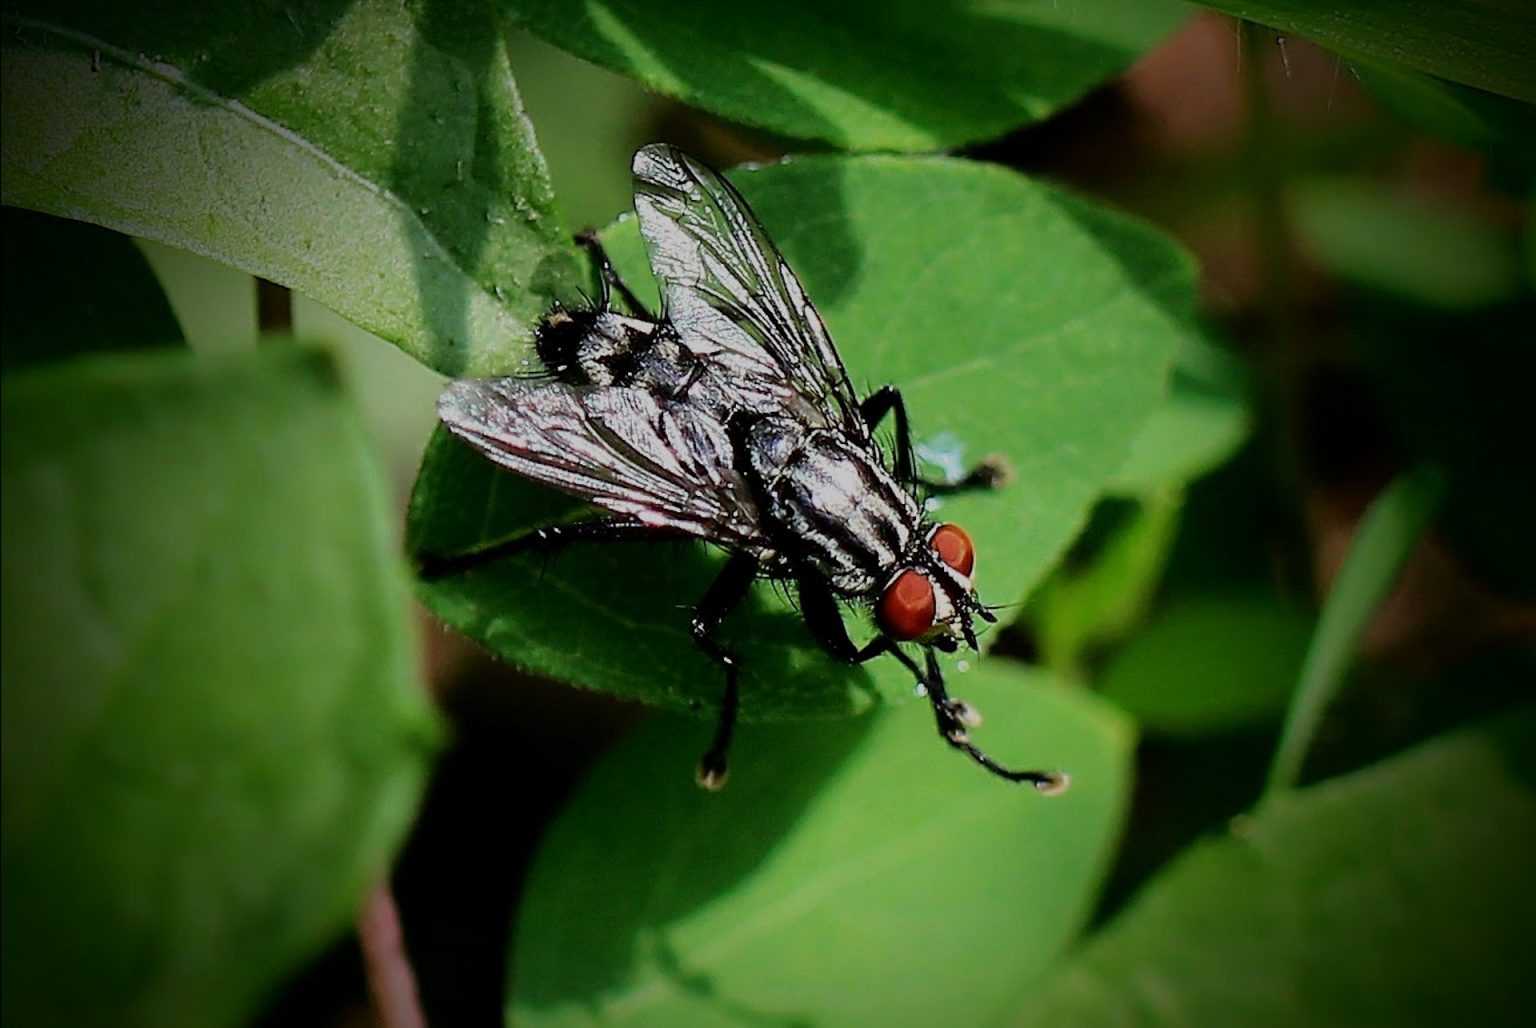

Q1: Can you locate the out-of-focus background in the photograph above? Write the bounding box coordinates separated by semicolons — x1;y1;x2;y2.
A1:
4;6;1533;1026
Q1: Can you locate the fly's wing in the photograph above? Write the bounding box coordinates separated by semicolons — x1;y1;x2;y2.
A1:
632;143;869;442
438;379;766;550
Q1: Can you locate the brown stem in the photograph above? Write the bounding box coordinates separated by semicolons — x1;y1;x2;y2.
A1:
357;879;427;1028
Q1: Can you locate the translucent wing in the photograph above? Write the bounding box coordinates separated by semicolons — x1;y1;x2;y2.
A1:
438;380;768;552
632;143;869;441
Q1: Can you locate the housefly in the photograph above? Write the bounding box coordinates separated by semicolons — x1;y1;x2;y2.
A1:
427;144;1068;795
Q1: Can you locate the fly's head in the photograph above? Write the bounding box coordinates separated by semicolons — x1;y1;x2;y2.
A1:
874;523;996;652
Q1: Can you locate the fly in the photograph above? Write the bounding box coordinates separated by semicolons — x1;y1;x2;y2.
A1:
424;144;1068;795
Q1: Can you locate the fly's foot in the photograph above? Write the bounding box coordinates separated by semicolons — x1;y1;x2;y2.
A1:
695;752;730;791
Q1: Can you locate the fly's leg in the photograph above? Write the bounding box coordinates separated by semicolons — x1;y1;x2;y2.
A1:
920;649;1068;793
799;571;1063;791
796;570;891;665
574;229;654;318
414;518;684;581
692;553;761;790
858;385;1010;495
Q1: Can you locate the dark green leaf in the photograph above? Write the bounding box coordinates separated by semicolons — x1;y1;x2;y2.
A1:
1289;177;1525;309
511;663;1132;1026
1266;467;1444;797
1;207;183;374
1026;494;1185;677
1;346;440;1028
1193;1;1536;102
1015;708;1536;1026
410;155;1198;717
0;1;581;376
1352;61;1536;187
506;0;1189;150
1098;593;1312;735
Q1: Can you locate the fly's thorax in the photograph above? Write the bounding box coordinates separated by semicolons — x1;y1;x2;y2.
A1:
742;417;924;595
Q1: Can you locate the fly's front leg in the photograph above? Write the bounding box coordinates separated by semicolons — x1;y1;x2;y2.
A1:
574;229;653;318
692;552;760;790
414;518;684;581
920;649;1068;794
859;385;1010;495
796;570;890;666
797;570;935;703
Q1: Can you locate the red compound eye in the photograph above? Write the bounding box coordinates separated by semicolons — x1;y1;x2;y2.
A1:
930;523;975;578
877;570;936;641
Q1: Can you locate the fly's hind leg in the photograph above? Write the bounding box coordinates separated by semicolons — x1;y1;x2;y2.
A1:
691;552;761;790
858;385;1011;495
574;229;654;318
414;518;684;581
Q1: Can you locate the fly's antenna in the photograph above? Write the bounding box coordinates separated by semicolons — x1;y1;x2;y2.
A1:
922;649;1069;795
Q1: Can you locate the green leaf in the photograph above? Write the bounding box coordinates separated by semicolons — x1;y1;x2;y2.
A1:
1289;177;1526;309
0;346;440;1028
1098;593;1312;736
1;206;183;374
0;1;581;376
1192;1;1536;103
409;155;1198;718
506;0;1189;151
1015;708;1536;1026
1109;329;1251;496
510;663;1133;1027
1266;467;1444;798
1026;494;1185;678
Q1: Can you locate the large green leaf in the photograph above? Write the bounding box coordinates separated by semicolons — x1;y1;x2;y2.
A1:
0;0;580;376
511;663;1132;1027
1;207;184;375
505;0;1189;151
0;346;440;1027
1193;1;1536;103
409;155;1197;718
1014;708;1536;1025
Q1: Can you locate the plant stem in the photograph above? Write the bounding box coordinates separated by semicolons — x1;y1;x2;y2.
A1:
1262;467;1444;802
358;879;428;1028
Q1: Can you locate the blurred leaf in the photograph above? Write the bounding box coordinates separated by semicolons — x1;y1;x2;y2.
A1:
1352;61;1536;187
1289;177;1525;309
1;207;183;374
1099;593;1312;736
1267;467;1444;797
1110;330;1251;495
1027;493;1185;678
510;663;1132;1027
0;0;581;376
506;0;1189;151
1193;1;1536;102
1014;707;1536;1026
410;155;1198;718
0;346;440;1028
